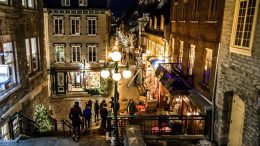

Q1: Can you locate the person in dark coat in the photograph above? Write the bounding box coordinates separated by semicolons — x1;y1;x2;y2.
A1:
88;100;92;109
83;103;92;129
100;100;106;115
100;103;108;130
127;99;137;115
94;100;99;123
69;101;83;139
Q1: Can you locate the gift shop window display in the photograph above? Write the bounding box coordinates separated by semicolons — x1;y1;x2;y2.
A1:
0;42;17;96
85;72;100;89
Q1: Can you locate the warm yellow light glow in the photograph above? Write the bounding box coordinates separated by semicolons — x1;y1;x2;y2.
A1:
111;51;122;62
101;70;110;78
112;72;121;81
122;69;131;78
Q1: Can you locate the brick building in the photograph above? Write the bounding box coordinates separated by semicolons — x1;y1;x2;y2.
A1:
215;0;260;145
0;0;48;140
43;0;111;95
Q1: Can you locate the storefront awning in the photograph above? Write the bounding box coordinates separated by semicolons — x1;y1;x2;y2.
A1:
188;90;212;112
155;63;191;95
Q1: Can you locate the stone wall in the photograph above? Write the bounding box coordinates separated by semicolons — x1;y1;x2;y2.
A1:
215;0;260;145
0;0;49;126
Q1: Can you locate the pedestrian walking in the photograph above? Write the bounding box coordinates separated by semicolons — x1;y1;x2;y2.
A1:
100;103;108;130
83;103;92;129
69;101;83;141
127;99;137;116
94;100;100;123
100;99;106;114
88;100;92;109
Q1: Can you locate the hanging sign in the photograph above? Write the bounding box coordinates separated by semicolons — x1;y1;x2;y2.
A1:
0;65;10;84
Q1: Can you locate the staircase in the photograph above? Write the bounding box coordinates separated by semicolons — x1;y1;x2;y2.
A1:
0;123;109;146
8;112;57;140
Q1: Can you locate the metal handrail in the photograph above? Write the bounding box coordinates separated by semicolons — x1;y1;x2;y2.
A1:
60;119;73;137
108;114;210;138
8;112;40;140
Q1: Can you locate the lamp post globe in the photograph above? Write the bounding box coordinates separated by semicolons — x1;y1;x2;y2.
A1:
112;72;121;81
111;51;122;62
122;69;131;78
101;69;110;78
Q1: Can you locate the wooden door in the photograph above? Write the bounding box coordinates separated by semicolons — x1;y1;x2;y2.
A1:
227;94;245;146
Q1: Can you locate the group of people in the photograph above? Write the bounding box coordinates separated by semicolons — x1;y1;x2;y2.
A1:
68;99;111;140
69;98;143;141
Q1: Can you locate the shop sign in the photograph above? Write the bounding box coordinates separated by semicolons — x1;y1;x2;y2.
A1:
0;65;10;84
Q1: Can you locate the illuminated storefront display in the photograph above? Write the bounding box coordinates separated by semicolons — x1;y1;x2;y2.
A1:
85;72;100;89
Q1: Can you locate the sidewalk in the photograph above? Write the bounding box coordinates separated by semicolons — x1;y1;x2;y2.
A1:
0;126;109;146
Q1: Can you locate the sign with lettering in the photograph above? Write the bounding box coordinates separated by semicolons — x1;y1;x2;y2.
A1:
0;65;10;84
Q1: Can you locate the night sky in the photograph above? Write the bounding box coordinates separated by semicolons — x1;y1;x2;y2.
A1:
110;0;138;18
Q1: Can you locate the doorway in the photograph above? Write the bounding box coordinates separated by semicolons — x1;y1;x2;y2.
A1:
227;94;245;146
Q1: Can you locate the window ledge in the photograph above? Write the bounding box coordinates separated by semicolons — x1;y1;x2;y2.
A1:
29;70;44;81
229;46;252;56
53;34;65;36
205;21;217;24
70;34;81;36
0;84;22;103
190;21;199;23
87;34;98;36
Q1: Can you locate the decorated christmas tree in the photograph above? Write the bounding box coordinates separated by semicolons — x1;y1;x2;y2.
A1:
34;104;52;133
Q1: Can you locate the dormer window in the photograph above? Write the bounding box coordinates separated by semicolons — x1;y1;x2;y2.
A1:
79;0;88;6
61;0;70;6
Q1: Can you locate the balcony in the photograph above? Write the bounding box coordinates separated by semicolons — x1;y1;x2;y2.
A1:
145;27;164;37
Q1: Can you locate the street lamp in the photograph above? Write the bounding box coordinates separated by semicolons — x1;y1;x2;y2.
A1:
100;50;131;145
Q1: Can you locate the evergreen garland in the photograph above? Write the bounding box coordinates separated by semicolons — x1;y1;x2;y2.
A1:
34;104;52;133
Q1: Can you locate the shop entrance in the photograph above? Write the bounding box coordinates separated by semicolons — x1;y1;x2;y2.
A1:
68;71;84;92
228;94;245;146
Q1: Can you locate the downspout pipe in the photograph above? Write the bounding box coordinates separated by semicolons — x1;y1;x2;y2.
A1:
211;43;221;141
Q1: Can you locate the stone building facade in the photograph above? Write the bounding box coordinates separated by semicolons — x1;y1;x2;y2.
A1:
170;0;225;104
0;0;48;140
44;0;111;96
215;0;260;145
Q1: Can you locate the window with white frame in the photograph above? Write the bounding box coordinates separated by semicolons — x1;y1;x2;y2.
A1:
71;46;81;62
178;41;184;69
55;44;65;63
0;0;8;4
79;0;88;6
192;0;200;20
20;0;37;9
230;0;259;55
181;0;188;20
0;42;17;95
25;37;40;74
208;0;219;19
31;38;38;71
202;48;212;86
87;45;97;62
188;44;195;75
87;17;97;35
70;17;81;35
28;0;34;8
53;17;64;35
61;0;70;6
22;0;26;6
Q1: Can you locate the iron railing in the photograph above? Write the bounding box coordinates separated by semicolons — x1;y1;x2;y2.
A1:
8;112;40;140
108;114;210;138
60;119;73;138
8;112;58;140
